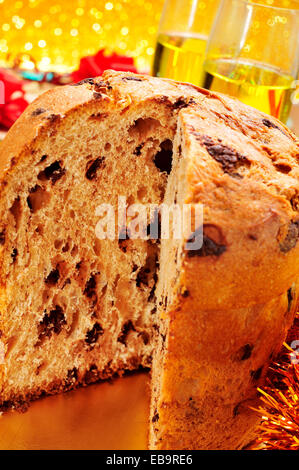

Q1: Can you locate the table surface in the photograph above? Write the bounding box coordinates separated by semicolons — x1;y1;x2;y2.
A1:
0;372;149;450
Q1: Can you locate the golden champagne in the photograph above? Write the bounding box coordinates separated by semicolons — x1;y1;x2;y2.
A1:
152;33;208;84
202;58;295;123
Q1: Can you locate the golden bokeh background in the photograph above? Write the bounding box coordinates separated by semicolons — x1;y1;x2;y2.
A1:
0;0;164;73
0;0;298;73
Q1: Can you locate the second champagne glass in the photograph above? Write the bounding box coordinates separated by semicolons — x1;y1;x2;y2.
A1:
152;0;220;84
201;0;299;123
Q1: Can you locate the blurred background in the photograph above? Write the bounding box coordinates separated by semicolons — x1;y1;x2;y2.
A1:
0;0;298;128
0;0;163;73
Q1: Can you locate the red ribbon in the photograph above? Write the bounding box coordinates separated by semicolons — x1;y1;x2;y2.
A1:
0;50;138;129
0;68;28;129
71;49;137;83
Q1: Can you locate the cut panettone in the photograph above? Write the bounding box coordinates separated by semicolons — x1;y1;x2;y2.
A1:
0;71;298;450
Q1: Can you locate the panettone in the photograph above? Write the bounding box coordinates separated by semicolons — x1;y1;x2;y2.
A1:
0;71;298;449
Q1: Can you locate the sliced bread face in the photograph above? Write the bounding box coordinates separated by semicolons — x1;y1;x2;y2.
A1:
0;71;298;450
0;75;188;408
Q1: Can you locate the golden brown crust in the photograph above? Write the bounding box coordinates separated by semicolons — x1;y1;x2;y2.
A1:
179;104;299;309
0;71;202;179
151;283;298;449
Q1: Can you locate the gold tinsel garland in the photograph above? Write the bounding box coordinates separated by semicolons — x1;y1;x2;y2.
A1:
251;312;299;450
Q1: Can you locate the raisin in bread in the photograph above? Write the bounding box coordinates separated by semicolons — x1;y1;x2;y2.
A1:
0;71;298;450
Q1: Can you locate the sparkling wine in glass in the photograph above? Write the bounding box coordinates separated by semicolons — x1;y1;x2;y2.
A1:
152;0;220;84
202;0;299;123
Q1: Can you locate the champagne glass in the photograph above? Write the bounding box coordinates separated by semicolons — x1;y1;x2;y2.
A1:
152;0;220;84
201;0;299;123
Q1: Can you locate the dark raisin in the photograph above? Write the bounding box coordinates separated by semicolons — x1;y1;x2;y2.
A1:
262;118;280;130
47;113;60;123
139;331;150;345
134;143;144;156
186;227;226;257
197;134;250;173
233;403;241;417
26;185;39;211
5;400;28;412
181;289;190;298
275;163;292;174
290;194;299;211
136;266;151;287
279;221;299;253
64;367;78;389
235;344;253;361
173;97;189;109
45;268;60;286
118;239;128;253
122;76;143;82
94;80;111;92
84;274;97;298
39;161;66;184
38;305;66;342
31;107;47;116
71;78;95;86
152;410;159;423
251;366;263;381
147;282;157;302
0;230;5;245
118;320;135;345
26;198;32;211
39;155;47;163
153;139;173;175
11;248;18;262
83;364;99;384
89;112;109;120
85;157;105;180
85;322;103;346
93;92;102;99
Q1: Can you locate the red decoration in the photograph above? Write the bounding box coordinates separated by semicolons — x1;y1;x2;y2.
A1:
71;49;138;83
0;68;28;129
0;50;138;129
250;312;299;450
